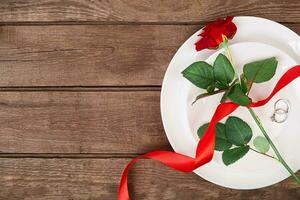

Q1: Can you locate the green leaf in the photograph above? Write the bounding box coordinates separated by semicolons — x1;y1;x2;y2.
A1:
206;84;215;93
197;123;232;151
215;81;229;90
253;136;270;153
220;91;229;103
192;93;211;105
243;57;278;83
225;116;253;146
240;74;249;94
227;84;251;106
182;61;214;89
213;54;235;87
215;123;233;151
220;79;238;103
222;145;250;166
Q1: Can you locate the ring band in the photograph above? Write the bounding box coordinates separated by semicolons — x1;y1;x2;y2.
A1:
271;99;290;123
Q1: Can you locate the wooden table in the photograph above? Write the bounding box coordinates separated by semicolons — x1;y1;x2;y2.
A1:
0;1;299;199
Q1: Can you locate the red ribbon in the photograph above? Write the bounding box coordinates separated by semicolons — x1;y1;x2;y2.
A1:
119;65;300;200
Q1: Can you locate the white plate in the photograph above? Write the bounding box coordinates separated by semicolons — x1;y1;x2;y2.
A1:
160;16;300;189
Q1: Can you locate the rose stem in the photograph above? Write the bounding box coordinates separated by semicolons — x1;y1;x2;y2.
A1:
222;39;300;185
249;147;277;160
248;107;300;185
221;35;241;83
192;89;227;105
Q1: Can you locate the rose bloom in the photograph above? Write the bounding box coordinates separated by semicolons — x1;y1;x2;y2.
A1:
195;16;237;51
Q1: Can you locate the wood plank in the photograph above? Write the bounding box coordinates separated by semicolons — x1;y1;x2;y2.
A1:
1;24;300;87
0;158;299;200
0;24;199;87
0;91;170;154
0;0;300;23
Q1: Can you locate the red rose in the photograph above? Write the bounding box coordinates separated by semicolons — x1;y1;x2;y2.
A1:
195;16;237;51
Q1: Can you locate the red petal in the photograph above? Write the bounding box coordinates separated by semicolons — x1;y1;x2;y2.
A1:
210;18;225;27
195;16;236;52
223;22;237;39
195;37;219;51
225;16;234;23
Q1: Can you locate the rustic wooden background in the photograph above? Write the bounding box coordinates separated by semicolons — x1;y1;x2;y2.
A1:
0;1;299;199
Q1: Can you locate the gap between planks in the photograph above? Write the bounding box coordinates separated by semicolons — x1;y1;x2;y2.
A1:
0;21;299;27
0;21;205;26
0;86;161;92
0;153;149;159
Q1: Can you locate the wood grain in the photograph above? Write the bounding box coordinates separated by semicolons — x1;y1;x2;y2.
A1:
0;91;170;154
0;0;300;23
0;25;199;87
1;24;300;87
0;158;299;200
